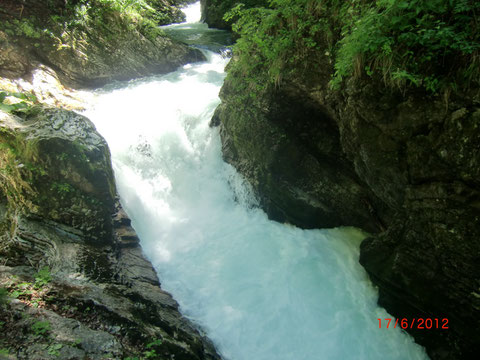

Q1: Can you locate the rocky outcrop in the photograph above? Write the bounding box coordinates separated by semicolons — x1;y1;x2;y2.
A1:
200;0;269;30
0;0;205;88
0;28;204;89
215;81;385;232
213;57;480;359
347;84;480;359
0;107;220;359
0;65;90;111
200;0;231;30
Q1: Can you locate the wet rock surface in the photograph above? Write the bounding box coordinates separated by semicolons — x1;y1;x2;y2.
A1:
217;82;384;232
0;108;220;359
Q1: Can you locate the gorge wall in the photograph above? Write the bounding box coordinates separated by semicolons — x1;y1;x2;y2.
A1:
215;74;480;360
0;1;220;358
0;106;220;359
200;0;270;30
0;0;205;88
205;1;480;359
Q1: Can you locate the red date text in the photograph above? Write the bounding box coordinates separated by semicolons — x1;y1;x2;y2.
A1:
377;318;449;330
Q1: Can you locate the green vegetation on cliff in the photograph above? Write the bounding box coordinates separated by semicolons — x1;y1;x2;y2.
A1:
201;0;270;30
226;0;480;94
212;2;480;359
0;0;203;87
0;0;185;42
0;91;37;113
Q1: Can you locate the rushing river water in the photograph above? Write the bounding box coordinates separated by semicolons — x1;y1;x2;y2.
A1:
85;3;428;359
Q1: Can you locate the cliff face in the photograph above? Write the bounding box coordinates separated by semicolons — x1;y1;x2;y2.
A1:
0;0;205;88
0;107;220;359
0;2;223;358
200;0;269;30
208;8;480;360
215;61;480;360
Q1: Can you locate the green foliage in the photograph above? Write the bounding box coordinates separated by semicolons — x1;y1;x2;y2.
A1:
143;349;157;358
1;18;42;38
227;0;479;94
0;0;176;55
10;282;34;299
31;320;51;337
207;0;270;28
143;338;163;359
0;134;40;214
47;343;63;357
0;348;10;356
34;267;52;289
332;0;480;92
226;0;332;92
51;182;75;195
2;268;51;309
70;338;82;348
5;268;51;299
72;0;168;40
0;287;8;306
0;91;37;113
145;339;163;349
123;339;163;360
56;153;69;162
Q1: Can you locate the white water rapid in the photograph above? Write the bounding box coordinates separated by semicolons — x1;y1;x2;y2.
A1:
84;3;429;359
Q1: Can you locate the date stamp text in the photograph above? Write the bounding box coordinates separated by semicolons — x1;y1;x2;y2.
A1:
378;318;449;330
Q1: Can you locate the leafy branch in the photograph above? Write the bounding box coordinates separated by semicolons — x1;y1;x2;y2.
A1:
0;91;37;113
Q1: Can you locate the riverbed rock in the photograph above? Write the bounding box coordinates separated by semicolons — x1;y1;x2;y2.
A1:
0;65;90;111
0;107;220;359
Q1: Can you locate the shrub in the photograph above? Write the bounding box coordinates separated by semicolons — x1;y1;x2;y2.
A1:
332;0;480;92
0;91;37;113
226;0;480;94
34;267;52;289
31;320;51;336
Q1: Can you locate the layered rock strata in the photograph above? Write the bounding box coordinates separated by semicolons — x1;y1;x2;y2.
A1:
0;0;205;88
0;107;220;359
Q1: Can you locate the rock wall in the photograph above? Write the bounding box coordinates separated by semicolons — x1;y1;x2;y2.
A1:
200;0;269;30
213;51;480;360
0;0;205;88
0;107;220;359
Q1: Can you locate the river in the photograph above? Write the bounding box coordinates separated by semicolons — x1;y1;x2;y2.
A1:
84;2;428;359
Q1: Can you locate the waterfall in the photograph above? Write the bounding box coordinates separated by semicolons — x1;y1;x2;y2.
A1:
84;3;428;359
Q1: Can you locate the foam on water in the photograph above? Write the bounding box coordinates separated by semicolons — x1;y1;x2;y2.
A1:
183;1;201;23
84;3;429;359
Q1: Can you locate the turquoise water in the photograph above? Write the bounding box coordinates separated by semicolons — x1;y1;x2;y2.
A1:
85;3;429;359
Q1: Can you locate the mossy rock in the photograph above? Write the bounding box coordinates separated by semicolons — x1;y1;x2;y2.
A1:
1;107;116;243
200;0;270;30
0;0;205;88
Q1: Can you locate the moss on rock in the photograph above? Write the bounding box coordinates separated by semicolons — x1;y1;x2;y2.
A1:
1;107;115;243
0;0;205;88
200;0;269;30
0;105;220;359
